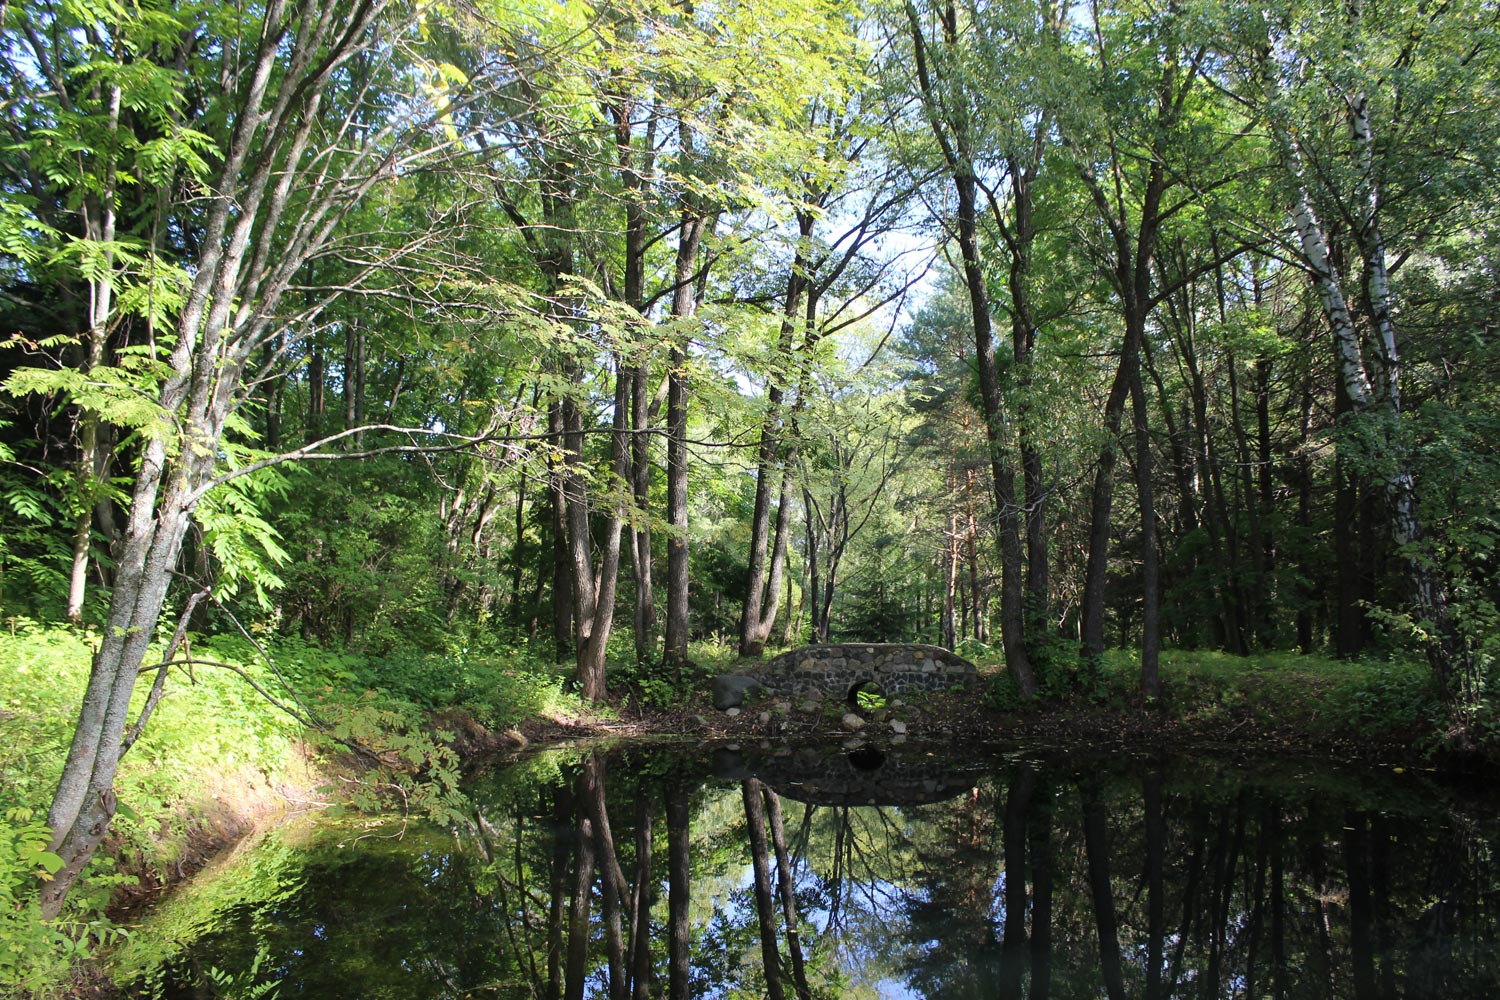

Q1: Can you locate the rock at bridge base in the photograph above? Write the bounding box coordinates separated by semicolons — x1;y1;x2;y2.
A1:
712;673;767;711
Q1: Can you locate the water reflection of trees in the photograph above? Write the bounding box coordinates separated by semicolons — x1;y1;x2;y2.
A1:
472;752;1499;1000
152;749;1500;999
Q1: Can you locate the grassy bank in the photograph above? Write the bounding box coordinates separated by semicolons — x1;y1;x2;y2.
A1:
0;617;592;997
1097;648;1443;742
975;645;1460;760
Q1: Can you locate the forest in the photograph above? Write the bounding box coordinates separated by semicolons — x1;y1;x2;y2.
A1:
1;0;1498;988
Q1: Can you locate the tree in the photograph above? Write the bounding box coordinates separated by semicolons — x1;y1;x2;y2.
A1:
1060;0;1255;695
898;0;1044;695
15;0;477;914
1227;0;1499;710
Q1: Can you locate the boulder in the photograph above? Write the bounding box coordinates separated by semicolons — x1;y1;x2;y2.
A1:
713;674;766;711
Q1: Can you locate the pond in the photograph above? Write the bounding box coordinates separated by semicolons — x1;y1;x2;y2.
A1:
115;740;1500;998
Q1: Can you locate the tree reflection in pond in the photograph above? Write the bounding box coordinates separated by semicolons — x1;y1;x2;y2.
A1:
118;746;1500;999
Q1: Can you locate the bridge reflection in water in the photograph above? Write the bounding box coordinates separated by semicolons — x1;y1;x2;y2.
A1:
128;743;1500;1000
714;742;988;807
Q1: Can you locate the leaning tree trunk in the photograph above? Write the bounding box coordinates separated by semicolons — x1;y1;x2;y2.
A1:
1284;118;1469;704
1253;29;1470;705
43;448;204;917
43;0;424;914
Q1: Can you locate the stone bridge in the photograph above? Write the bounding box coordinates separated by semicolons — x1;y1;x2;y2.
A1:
760;642;976;703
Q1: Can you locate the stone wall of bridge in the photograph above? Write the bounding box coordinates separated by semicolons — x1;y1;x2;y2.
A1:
758;642;977;702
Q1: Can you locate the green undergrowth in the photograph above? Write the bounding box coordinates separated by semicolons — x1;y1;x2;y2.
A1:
606;640;732;710
0;619;301;996
0;616;591;997
988;645;1450;751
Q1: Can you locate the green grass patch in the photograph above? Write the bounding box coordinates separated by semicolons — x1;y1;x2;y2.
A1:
985;643;1446;748
1094;648;1441;740
975;645;1442;750
284;636;584;732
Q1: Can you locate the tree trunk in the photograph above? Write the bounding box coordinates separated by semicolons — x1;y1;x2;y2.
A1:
804;486;822;642
1003;153;1051;659
566;362;630;701
740;215;813;656
343;323;361;444
1129;342;1161;698
65;86;122;625
65;406;103;625
614;98;656;668
667;782;691;1000
264;337;284;450
1081;355;1132;659
1296;372;1316;653
630;364;656;664
307;347;325;445
742;779;786;1000
942;507;958;650
549;400;575;661
664;212;710;670
957;172;1032;690
44;478;198;916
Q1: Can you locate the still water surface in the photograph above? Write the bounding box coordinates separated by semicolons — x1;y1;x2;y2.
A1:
119;741;1500;998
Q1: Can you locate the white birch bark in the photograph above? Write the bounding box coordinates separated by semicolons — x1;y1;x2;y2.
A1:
1267;43;1468;705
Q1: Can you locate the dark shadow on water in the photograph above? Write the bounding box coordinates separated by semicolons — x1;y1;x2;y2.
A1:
846;744;885;771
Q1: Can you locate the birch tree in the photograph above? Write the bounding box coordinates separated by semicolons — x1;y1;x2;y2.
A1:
1230;0;1499;715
